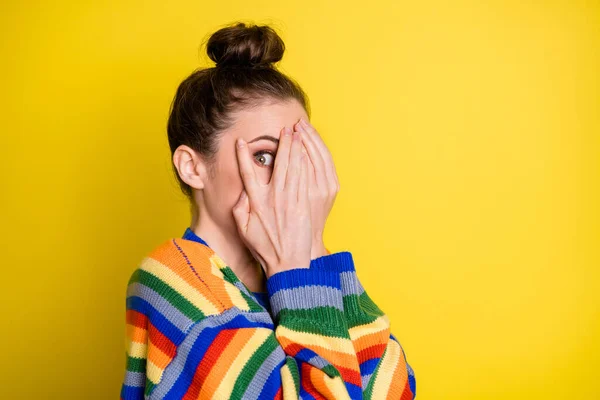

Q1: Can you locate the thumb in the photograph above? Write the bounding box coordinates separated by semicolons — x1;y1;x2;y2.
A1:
232;189;249;230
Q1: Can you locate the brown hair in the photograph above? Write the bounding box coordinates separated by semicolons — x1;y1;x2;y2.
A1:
167;21;311;201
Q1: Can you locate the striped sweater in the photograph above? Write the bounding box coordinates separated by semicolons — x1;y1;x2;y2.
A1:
120;227;416;399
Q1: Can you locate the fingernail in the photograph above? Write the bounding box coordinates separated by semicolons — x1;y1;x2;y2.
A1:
300;117;309;126
237;138;245;148
240;190;247;199
284;127;291;136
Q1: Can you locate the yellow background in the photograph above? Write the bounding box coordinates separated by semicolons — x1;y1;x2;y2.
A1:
1;1;598;398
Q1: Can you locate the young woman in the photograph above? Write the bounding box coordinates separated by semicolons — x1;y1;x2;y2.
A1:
120;22;416;400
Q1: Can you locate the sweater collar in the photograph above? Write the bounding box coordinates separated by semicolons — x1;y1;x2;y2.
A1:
181;226;210;248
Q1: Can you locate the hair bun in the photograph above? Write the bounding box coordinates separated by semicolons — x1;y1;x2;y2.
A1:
206;22;285;69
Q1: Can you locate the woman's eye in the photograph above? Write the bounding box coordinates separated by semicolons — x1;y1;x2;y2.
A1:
254;151;275;167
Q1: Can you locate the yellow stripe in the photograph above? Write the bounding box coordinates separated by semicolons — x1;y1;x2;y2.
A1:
146;358;163;385
208;253;226;277
209;255;252;311
214;328;272;397
276;325;356;355
281;361;299;398
128;341;147;359
370;338;402;398
318;369;352;400
348;315;390;341
139;257;221;316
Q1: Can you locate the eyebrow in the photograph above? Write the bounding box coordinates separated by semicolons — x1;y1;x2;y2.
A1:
248;135;279;145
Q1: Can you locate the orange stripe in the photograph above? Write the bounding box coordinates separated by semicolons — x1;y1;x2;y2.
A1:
352;329;388;354
307;364;338;399
198;328;257;395
385;346;409;400
280;340;362;387
278;336;360;372
126;323;147;344
400;379;414;400
147;320;177;359
147;239;227;312
173;239;237;309
301;363;327;399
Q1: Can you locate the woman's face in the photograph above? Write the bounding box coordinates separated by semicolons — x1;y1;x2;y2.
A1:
200;98;309;233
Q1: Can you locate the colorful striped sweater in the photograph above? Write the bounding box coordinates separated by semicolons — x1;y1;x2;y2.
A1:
120;227;416;399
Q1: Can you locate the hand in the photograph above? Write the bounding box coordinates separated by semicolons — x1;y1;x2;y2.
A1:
292;118;340;259
232;126;312;278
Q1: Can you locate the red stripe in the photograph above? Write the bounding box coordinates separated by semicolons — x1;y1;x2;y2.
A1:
126;309;148;328
282;342;303;357
337;364;362;388
300;363;326;399
274;386;283;400
147;320;177;359
400;378;414;400
182;329;238;399
357;343;387;363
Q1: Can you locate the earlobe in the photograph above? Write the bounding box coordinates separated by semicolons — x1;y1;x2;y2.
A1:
173;145;206;190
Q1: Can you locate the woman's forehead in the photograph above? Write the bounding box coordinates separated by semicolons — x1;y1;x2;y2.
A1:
228;99;308;140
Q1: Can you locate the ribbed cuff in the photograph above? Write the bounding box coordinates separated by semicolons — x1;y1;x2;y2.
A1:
266;267;346;327
310;251;356;273
310;251;375;319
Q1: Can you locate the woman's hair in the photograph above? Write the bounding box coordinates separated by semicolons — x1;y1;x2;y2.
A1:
167;21;311;201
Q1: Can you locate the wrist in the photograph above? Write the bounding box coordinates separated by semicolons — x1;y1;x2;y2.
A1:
266;261;310;278
310;239;328;259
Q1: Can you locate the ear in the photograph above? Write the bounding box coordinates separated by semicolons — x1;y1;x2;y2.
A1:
172;145;208;190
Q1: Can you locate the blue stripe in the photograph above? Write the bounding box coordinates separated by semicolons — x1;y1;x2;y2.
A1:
310;251;356;273
267;268;341;294
126;296;186;345
256;358;285;399
162;323;223;398
120;384;144;400
359;357;380;376
346;381;363;399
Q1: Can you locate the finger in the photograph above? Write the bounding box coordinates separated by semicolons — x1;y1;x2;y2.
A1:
299;118;339;191
235;138;261;200
294;121;326;190
232;190;250;231
305;145;317;193
271;127;293;191
285;129;303;200
299;152;309;205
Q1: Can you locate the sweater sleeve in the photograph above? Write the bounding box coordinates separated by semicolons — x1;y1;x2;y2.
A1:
310;251;417;399
266;266;365;398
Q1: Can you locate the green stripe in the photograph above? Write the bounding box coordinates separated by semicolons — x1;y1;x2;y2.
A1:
343;291;386;328
277;307;350;338
126;355;146;373
285;356;300;396
363;345;388;399
221;266;241;284
358;291;385;316
145;379;156;396
322;364;342;378
130;269;205;321
239;289;265;312
229;334;280;400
